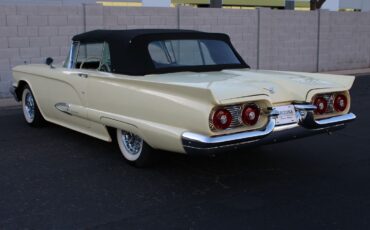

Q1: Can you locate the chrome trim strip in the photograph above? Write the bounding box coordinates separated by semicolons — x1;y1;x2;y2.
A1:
299;112;356;129
294;104;317;111
55;102;72;115
315;113;356;126
66;44;74;69
273;123;299;132
183;119;275;147
66;41;80;69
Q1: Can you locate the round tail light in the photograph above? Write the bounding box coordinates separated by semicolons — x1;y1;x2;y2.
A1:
242;104;260;126
334;94;348;112
212;108;232;130
313;96;328;114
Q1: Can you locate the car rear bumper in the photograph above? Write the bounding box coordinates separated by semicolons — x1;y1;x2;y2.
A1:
182;112;356;155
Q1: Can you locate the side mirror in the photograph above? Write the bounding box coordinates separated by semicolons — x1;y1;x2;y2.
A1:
45;57;54;66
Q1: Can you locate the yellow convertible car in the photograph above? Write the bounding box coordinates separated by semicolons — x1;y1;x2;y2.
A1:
10;29;356;167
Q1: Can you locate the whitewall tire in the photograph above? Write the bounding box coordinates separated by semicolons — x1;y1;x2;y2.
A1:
116;129;155;167
21;86;44;127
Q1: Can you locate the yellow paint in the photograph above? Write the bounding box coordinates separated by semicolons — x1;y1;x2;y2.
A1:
97;1;143;7
339;8;357;12
294;7;310;11
294;1;310;7
172;0;209;4
223;0;284;7
223;6;256;9
172;0;285;7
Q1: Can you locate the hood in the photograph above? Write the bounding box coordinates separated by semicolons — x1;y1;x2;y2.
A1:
142;69;355;103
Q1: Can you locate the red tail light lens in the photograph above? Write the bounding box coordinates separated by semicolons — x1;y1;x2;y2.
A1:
334;94;347;112
212;109;232;130
242;104;260;126
313;96;328;114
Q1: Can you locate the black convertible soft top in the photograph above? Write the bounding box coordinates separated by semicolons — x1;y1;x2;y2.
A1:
72;29;249;76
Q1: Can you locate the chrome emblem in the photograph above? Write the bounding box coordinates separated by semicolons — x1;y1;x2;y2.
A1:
55;102;72;115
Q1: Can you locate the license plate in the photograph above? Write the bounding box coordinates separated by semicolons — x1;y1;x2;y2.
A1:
275;105;298;125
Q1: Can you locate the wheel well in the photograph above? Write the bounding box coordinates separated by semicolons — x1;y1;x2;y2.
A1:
15;81;28;101
107;126;117;143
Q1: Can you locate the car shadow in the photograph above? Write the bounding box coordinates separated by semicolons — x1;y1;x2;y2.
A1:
45;120;320;180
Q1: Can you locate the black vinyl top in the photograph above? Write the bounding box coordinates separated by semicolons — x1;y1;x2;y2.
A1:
72;29;202;44
72;29;249;76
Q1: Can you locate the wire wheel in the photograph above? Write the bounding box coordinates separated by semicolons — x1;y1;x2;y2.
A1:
117;130;144;161
22;88;35;123
116;129;155;167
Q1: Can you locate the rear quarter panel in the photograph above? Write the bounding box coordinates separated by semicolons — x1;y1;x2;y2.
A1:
87;73;218;153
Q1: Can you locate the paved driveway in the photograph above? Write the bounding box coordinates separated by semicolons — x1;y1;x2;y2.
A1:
0;77;369;229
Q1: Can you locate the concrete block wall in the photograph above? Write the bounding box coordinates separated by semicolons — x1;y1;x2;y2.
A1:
0;4;370;98
0;4;178;98
0;4;85;97
319;11;370;71
259;9;319;72
86;5;178;31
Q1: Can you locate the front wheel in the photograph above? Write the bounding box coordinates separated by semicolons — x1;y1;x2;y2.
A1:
21;86;45;127
116;129;156;167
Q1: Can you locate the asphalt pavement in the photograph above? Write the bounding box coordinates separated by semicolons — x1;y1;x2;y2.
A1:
0;77;369;230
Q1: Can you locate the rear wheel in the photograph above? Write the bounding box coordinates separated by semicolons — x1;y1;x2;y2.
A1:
116;129;156;167
21;86;45;127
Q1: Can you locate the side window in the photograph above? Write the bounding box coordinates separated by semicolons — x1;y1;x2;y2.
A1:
200;42;215;65
148;40;203;67
148;42;171;65
76;43;104;70
99;43;112;72
148;39;241;69
64;42;111;72
172;40;203;66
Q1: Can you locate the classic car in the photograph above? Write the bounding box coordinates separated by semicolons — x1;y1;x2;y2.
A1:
10;29;356;167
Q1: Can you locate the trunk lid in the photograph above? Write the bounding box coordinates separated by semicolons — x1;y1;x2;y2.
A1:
142;69;354;103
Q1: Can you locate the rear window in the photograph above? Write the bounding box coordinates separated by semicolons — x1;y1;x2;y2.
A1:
148;39;241;69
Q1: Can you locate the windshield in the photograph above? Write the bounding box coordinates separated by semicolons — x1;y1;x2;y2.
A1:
148;39;241;69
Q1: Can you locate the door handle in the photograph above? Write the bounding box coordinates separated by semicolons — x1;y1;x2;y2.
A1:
78;73;88;78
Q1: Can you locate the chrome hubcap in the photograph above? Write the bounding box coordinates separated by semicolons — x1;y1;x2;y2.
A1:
120;131;143;156
24;92;35;121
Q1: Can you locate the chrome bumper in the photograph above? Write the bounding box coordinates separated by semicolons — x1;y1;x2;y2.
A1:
182;108;356;155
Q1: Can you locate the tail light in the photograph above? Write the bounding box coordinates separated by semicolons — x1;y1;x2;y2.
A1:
212;108;232;130
313;96;328;114
334;94;348;112
242;104;260;126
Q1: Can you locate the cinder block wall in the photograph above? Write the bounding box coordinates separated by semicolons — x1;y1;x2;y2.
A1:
0;4;85;97
319;11;370;72
0;4;370;98
259;9;319;72
0;4;179;97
